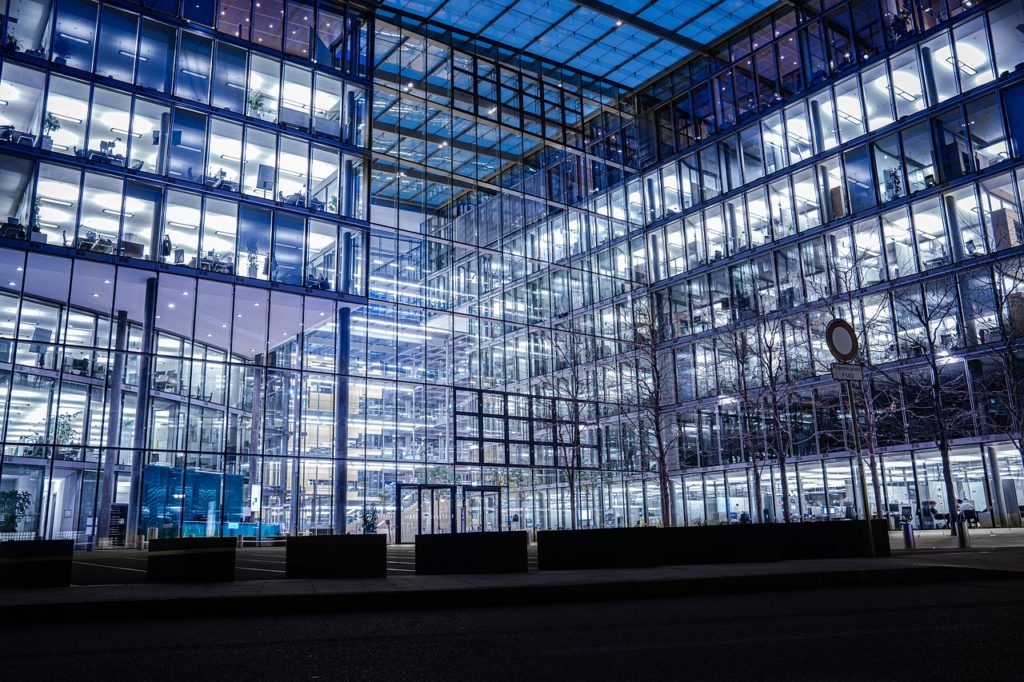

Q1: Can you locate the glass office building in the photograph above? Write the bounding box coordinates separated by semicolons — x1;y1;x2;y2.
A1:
1;0;1024;547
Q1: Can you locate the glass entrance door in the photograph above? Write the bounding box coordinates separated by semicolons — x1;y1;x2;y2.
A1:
428;486;454;535
462;485;502;533
394;484;456;543
399;486;418;543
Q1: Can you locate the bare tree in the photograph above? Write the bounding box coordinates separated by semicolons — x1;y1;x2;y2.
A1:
746;296;796;523
538;322;594;530
892;277;975;537
717;323;770;523
501;467;531;530
630;292;677;526
806;254;892;520
980;258;1024;468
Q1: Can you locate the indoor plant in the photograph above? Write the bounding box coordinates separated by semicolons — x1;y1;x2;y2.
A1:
41;112;60;151
0;489;31;533
247;89;266;119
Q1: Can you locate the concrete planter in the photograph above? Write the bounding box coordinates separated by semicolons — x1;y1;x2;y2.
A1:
775;520;869;559
285;534;386;579
871;519;892;557
776;519;891;559
415;531;528;574
660;524;781;565
541;520;890;572
0;539;74;587
148;537;236;582
537;528;661;570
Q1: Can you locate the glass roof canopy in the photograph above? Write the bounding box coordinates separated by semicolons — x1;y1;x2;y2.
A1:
381;0;779;88
372;0;782;209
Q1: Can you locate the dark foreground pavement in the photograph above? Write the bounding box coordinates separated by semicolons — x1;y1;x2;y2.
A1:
2;545;1024;625
3;578;1022;681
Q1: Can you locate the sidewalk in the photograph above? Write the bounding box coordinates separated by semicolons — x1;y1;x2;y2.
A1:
3;545;1022;624
892;526;1024;550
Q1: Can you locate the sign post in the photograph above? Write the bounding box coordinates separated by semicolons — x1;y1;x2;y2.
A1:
826;319;875;555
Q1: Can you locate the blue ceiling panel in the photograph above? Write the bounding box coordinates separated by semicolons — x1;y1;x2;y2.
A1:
375;0;781;204
381;0;780;88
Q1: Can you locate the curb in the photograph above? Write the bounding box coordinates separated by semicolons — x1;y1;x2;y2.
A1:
2;564;1019;624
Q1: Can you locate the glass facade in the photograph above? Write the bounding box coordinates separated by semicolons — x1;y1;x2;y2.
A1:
2;0;1024;548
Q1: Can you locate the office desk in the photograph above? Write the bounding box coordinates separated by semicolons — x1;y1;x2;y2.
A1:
0;223;27;240
76;237;117;255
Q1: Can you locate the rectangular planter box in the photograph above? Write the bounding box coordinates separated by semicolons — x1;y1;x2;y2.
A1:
285;534;386;579
0;539;74;587
416;531;528;574
777;519;891;559
871;519;891;557
660;524;781;565
148;537;236;582
537;528;661;571
775;521;864;559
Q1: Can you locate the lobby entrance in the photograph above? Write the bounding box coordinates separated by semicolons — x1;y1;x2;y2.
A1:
395;484;456;544
460;485;502;533
395;484;503;543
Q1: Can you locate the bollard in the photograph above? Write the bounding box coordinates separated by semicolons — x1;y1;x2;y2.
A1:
902;521;916;549
955;521;971;548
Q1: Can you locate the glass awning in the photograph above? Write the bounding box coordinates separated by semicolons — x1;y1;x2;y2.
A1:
381;0;780;89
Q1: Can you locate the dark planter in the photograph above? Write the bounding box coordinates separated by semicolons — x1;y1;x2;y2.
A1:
660;524;781;565
871;519;891;557
148;537;236;582
0;539;74;587
537;528;661;571
285;534;386;579
415;531;528;574
776;520;888;560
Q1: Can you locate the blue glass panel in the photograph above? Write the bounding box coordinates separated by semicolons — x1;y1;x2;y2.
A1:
136;19;175;94
54;0;97;71
95;7;138;82
272;212;305;286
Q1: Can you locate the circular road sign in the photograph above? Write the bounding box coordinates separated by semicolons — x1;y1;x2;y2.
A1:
825;319;858;362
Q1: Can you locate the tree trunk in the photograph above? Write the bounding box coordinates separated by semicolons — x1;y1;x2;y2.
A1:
778;456;792;523
752;462;765;524
932;371;959;537
770;399;791;523
567;461;577;530
658;464;670;527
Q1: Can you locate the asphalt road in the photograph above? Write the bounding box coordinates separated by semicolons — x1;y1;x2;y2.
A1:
3;578;1021;680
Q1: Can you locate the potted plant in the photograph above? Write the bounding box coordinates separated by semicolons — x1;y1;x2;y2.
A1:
41;112;60;151
246;237;259;278
360;504;380;535
53;411;81;459
0;489;32;533
2;32;21;53
247;89;266;119
27;196;47;242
